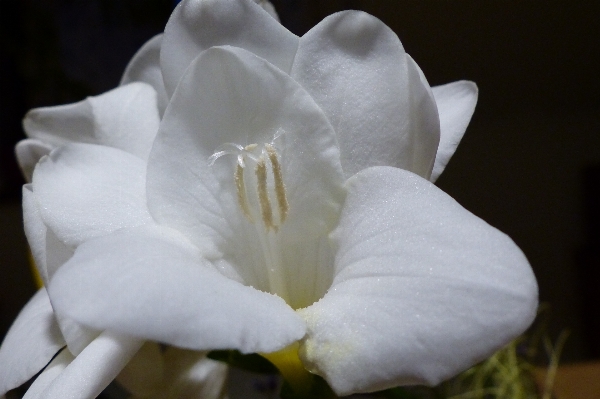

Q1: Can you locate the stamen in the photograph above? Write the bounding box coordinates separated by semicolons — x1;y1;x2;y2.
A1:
235;160;253;222
266;144;288;223
255;157;276;231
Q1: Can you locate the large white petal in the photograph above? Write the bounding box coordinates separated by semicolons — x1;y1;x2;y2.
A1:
29;331;142;399
291;11;439;179
160;0;298;96
120;35;169;116
23;83;159;160
148;46;344;307
0;289;65;396
430;81;478;182
32;143;153;248
48;225;306;354
298;166;538;395
15;139;53;182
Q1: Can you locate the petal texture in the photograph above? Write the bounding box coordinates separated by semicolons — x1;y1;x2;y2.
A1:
120;35;169;116
299;166;538;395
32;143;153;248
0;289;65;395
148;46;344;307
23;83;160;160
160;0;298;96
48;225;306;354
291;11;439;178
22;349;73;399
23;185;99;356
430;81;478;182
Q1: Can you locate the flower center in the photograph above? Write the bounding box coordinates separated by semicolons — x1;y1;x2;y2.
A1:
209;138;293;300
210;142;289;232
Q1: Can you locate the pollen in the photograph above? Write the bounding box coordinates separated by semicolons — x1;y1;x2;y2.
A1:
266;144;288;224
235;161;253;222
255;156;277;231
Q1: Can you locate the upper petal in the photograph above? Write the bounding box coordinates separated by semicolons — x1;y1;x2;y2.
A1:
148;46;344;306
120;34;169;116
48;225;306;354
160;0;298;97
430;81;478;182
0;289;65;396
291;11;439;179
23;82;160;160
298;166;538;395
32;143;154;248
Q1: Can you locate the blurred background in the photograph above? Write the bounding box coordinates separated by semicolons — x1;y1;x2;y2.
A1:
1;0;599;388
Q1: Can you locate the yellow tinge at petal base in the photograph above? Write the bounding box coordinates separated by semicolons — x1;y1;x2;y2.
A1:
29;249;44;289
261;342;315;395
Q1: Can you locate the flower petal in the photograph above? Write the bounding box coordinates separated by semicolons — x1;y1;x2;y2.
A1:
148;46;344;306
22;185;99;356
160;0;298;96
291;11;439;179
48;225;306;354
22;349;73;399
0;289;65;396
15;139;53;182
430;81;478;182
120;34;169;116
27;331;142;399
23;83;159;160
32;143;153;248
298;166;538;395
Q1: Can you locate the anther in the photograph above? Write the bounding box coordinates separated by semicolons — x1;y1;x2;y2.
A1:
265;144;288;223
235;160;253;222
255;156;276;231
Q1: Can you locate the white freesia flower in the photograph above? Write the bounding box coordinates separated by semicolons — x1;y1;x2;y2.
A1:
1;0;537;397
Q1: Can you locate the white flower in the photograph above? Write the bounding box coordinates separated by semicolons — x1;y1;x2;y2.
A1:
1;0;538;397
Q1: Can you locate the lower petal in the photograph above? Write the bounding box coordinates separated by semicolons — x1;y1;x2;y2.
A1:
27;331;142;399
0;289;65;396
298;166;538;395
48;225;306;354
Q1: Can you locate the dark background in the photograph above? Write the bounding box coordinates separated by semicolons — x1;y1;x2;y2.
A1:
1;0;599;379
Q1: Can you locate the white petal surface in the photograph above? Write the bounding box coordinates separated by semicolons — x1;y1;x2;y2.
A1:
160;0;298;96
15;139;53;182
22;184;50;283
32;331;142;399
32;143;153;248
291;11;439;179
48;225;306;354
299;166;538;395
23;83;159;160
0;289;65;395
23;185;99;357
120;35;169;116
23;349;73;399
148;46;344;307
430;81;478;182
